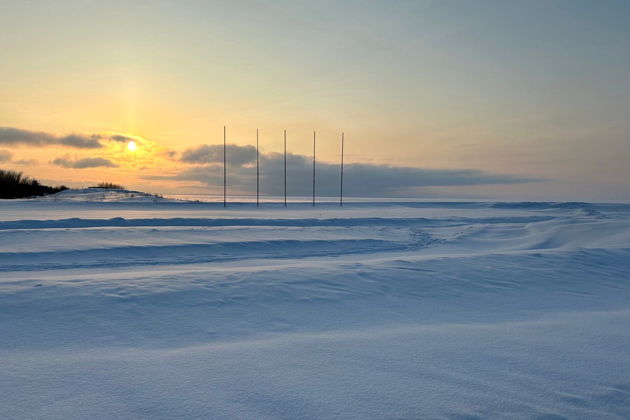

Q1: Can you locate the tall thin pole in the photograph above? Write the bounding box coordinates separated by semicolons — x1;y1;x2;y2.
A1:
312;131;316;207
256;129;259;207
284;129;287;207
223;125;226;207
340;132;344;207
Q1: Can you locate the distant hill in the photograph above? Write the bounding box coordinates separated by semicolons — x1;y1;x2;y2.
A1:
44;187;170;202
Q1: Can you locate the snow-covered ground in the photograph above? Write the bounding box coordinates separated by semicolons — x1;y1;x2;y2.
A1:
1;190;630;419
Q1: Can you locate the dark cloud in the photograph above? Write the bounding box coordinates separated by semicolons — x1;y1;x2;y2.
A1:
56;134;102;148
51;157;118;169
0;149;12;163
150;145;539;197
0;127;133;149
109;134;135;143
180;144;257;166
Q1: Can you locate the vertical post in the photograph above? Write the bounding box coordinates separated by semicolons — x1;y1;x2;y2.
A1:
284;129;287;207
340;132;344;207
312;131;316;207
256;128;259;207
223;126;227;207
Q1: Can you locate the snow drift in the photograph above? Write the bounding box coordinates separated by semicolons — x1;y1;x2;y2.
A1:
1;192;629;418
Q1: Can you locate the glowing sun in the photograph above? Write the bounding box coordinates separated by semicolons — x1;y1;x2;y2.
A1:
127;141;137;151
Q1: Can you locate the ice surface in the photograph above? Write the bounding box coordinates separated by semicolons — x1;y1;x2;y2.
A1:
1;191;629;419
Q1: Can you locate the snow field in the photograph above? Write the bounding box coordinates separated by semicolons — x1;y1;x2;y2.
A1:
1;195;630;418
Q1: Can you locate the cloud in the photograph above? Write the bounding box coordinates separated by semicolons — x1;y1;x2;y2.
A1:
180;144;257;166
56;134;102;148
0;149;38;165
0;149;12;163
51;156;118;169
150;144;539;197
0;127;137;149
14;159;39;165
108;134;141;143
163;150;178;159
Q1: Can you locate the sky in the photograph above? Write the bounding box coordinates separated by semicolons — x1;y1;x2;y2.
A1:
1;0;629;201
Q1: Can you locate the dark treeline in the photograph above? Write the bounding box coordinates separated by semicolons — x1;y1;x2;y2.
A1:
0;169;68;199
89;182;124;189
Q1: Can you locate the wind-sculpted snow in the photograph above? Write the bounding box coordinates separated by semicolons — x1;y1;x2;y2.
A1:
1;198;630;419
0;215;555;230
38;187;174;202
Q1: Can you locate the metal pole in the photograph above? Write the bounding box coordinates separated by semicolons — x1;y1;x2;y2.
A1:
284;129;287;207
256;128;259;207
312;131;316;207
340;132;344;207
223;126;227;207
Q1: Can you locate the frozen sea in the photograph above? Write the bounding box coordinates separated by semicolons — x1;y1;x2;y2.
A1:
1;189;630;419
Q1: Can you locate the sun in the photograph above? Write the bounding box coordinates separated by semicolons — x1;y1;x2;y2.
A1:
127;141;137;151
